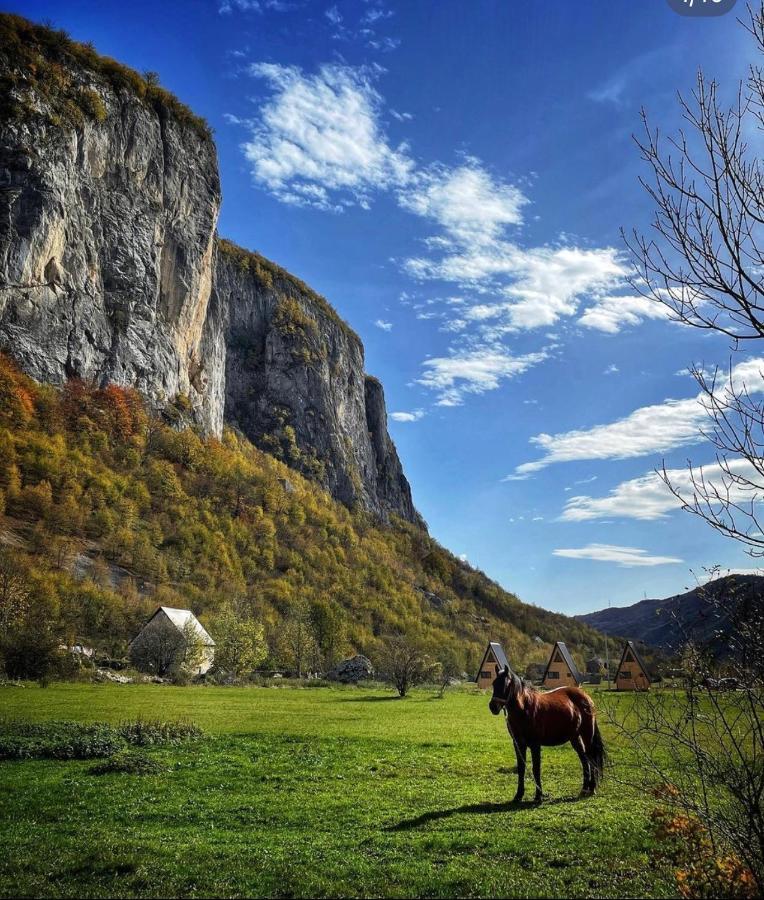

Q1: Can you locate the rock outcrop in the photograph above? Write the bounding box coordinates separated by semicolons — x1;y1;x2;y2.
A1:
326;655;375;683
0;15;421;525
217;243;421;523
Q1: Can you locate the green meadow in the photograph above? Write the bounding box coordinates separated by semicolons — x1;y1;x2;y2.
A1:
0;683;674;899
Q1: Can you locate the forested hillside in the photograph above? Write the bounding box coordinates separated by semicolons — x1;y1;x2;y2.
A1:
0;354;603;678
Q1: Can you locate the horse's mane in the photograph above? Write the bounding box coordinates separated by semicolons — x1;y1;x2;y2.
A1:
511;671;537;697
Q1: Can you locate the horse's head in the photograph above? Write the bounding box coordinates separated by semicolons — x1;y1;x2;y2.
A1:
489;664;514;715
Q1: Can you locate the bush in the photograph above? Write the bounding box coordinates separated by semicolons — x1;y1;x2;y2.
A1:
78;88;106;123
0;718;202;760
119;719;202;745
0;721;123;760
90;750;166;776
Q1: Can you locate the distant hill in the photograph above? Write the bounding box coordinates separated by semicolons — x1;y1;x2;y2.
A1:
577;575;764;654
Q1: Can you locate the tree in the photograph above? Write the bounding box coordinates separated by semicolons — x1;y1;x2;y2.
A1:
212;605;267;676
378;636;437;698
624;3;764;552
436;647;462;698
308;597;345;671
618;7;764;894
603;573;764;896
175;618;206;678
0;548;29;630
130;617;184;676
281;598;318;678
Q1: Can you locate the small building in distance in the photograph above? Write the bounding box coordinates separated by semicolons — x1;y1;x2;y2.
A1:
525;661;546;682
541;641;582;689
586;656;607;676
475;641;509;689
614;641;651;691
130;606;215;676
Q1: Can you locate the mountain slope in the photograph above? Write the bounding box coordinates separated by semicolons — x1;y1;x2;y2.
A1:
577;574;764;653
0;14;416;523
0;354;605;674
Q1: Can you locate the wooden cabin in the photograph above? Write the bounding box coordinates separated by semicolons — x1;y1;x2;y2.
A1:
475;641;509;689
614;641;651;691
541;641;582;689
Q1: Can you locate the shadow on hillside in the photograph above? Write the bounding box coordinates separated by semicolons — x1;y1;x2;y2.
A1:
385;796;580;831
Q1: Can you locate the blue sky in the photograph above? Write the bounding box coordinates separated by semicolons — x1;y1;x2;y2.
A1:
14;0;764;614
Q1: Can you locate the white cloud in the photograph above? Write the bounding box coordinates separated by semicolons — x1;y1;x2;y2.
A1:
417;347;550;407
561;458;764;522
603;364;619;375
241;63;412;209
374;319;393;331
554;543;683;567
390;409;425;422
513;358;764;477
405;237;627;332
579;294;671;334
399;161;528;245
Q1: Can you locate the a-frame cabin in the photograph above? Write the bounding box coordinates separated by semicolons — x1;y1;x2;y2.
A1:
475;641;509;689
614;640;651;691
541;641;582;689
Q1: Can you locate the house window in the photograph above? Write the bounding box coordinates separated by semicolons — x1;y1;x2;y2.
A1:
480;671;492;679
547;671;559;679
620;670;632;679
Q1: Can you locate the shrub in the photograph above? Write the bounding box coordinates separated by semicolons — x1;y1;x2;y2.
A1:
652;795;758;899
0;720;123;760
119;719;202;746
0;718;202;761
90;750;166;776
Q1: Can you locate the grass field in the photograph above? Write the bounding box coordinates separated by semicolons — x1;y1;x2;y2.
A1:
0;682;675;899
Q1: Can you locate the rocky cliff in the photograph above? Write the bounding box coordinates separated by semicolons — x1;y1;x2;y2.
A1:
0;15;421;525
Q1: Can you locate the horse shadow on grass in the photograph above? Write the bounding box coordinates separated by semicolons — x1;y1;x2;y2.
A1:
385;795;581;832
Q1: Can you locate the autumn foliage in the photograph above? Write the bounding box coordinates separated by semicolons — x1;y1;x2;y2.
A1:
0;352;603;679
652;786;758;899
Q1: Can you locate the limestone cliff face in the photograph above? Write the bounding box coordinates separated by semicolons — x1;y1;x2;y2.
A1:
216;245;422;525
0;16;422;525
0;24;224;432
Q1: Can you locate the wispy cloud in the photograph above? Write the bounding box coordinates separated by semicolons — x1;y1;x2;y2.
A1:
553;543;683;567
587;47;675;107
579;293;671;333
219;0;296;13
325;4;342;25
512;358;764;478
390;409;425;422
374;319;393;331
241;63;412;210
417;347;550;407
561;458;764;522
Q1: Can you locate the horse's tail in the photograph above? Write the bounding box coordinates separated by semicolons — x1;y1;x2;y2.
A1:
587;721;607;786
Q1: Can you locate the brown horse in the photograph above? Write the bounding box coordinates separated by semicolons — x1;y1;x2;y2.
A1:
489;665;606;803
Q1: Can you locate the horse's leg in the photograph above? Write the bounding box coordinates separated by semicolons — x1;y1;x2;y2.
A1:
571;735;592;796
530;744;543;803
511;734;526;803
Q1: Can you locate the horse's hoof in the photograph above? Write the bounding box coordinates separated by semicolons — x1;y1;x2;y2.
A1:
533;793;544;805
580;788;595;798
511;794;524;804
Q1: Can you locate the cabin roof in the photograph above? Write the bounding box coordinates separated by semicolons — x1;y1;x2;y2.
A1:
616;640;651;679
477;641;509;675
545;641;582;683
135;606;215;647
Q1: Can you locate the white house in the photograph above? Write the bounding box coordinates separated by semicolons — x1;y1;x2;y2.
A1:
129;606;215;675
